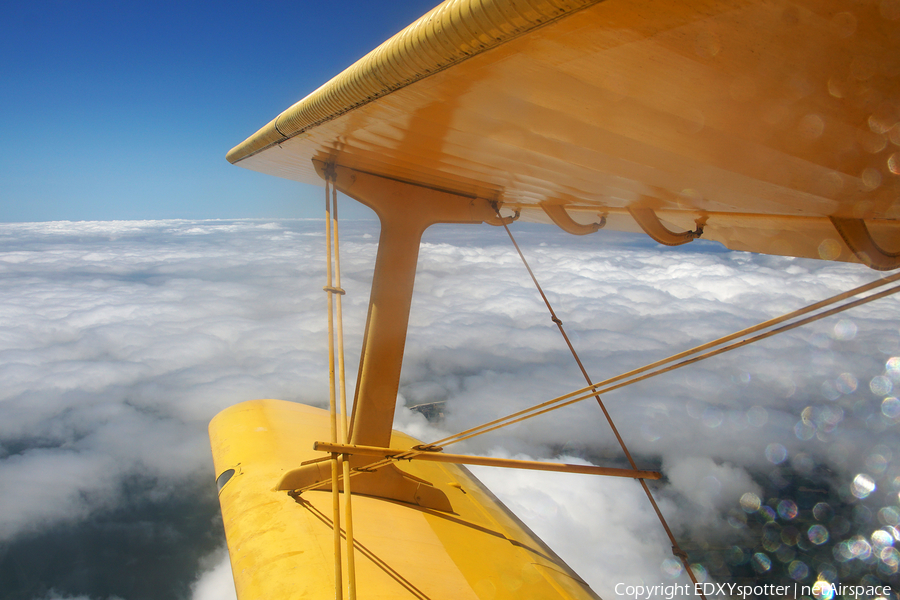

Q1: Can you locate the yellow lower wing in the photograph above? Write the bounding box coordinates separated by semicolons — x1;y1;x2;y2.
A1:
209;399;599;599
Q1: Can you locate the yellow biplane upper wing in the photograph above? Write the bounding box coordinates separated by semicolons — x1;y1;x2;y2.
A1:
216;3;900;599
228;0;900;269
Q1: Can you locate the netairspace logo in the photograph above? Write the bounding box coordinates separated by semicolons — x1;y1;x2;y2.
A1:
616;582;894;599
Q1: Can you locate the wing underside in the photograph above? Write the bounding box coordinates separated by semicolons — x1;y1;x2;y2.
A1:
214;1;900;597
227;0;900;268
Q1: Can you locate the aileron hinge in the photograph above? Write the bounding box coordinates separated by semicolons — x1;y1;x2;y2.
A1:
830;216;900;271
541;203;606;235
629;207;703;246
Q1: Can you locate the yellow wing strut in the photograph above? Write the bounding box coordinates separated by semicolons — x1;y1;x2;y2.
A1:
313;442;661;479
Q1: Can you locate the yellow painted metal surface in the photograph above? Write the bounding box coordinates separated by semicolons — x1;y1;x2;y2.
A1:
228;0;900;265
215;0;900;595
210;399;599;599
314;162;497;451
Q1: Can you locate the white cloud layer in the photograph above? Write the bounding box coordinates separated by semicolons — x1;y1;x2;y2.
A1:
0;218;897;599
190;547;237;600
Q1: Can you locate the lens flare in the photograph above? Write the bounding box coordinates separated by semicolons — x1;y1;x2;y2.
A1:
813;502;833;522
778;499;799;520
660;557;683;578
702;407;724;428
872;530;894;548
689;563;707;583
879;507;900;527
752;552;772;573
887;357;900;381
833;319;857;340
881;547;900;572
747;405;768;426
870;376;893;396
836;372;858;394
866;452;889;475
882;397;900;419
759;506;777;521
740;492;761;513
766;443;788;464
848;536;873;560
782;526;801;546
789;560;809;581
808;524;830;545
812;580;835;600
795;420;816;440
851;473;876;499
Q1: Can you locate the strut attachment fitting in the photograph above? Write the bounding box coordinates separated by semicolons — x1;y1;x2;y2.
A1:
485;201;519;226
276;160;498;512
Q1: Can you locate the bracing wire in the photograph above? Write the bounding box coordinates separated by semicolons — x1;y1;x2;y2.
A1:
306;204;900;591
307;226;900;593
300;245;900;498
493;213;702;592
429;271;900;449
323;171;358;600
330;177;358;600
322;176;343;599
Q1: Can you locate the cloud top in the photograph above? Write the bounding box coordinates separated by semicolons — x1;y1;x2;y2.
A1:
0;219;897;598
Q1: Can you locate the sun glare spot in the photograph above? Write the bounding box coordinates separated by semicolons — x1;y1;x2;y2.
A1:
799;114;825;139
752;552;772;573
740;492;761;513
747;405;768;427
872;529;894;548
888;152;900;175
818;239;842;260
879;507;900;527
795;420;816;440
808;524;830;545
660;557;683;578
812;579;835;600
833;319;857;341
766;443;788;464
851;473;876;499
813;502;833;521
778;499;799;520
862;167;883;190
836;373;858;394
886;357;900;380
882;397;900;419
788;559;809;580
870;375;893;396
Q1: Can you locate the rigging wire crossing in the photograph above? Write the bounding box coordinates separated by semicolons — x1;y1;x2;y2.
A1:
491;212;702;591
430;273;900;448
298;242;899;474
298;260;900;493
300;216;900;594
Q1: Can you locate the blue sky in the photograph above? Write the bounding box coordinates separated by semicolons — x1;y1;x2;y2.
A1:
2;3;899;597
0;0;437;222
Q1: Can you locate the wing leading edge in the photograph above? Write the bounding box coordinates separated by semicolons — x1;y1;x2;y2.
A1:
228;0;900;268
